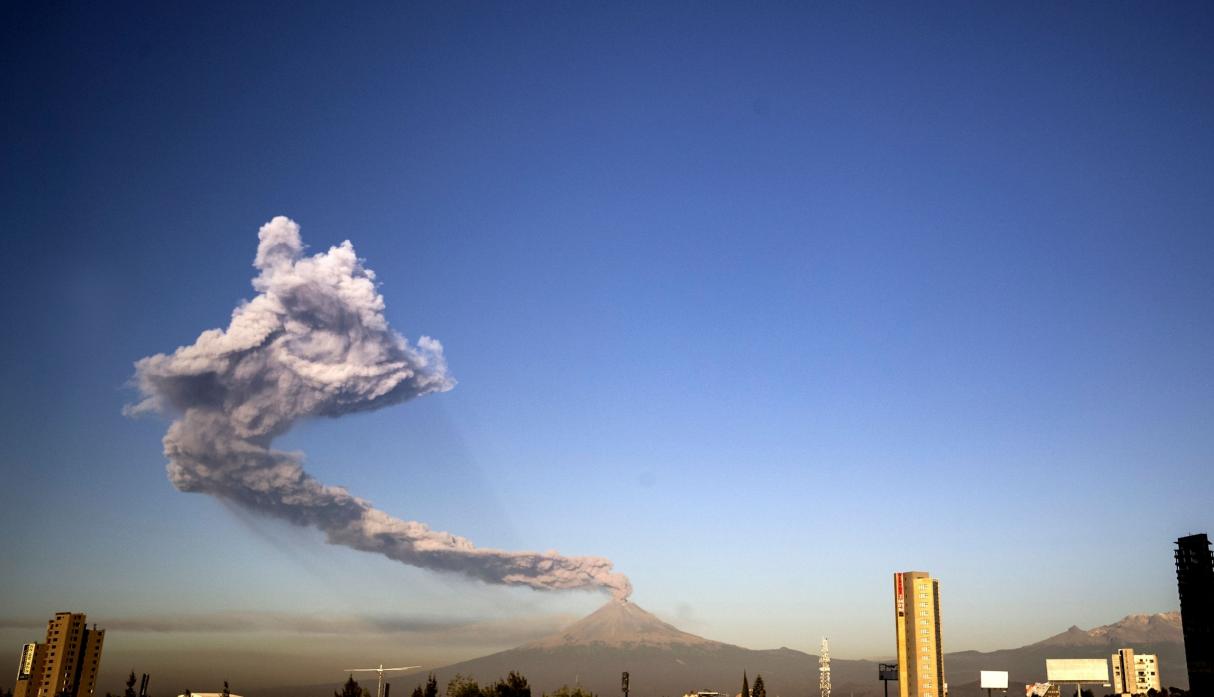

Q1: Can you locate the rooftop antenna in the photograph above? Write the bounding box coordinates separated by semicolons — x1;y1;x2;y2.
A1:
819;637;831;697
343;665;420;697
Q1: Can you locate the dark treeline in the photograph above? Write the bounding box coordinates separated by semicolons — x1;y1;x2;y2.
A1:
1037;689;1188;697
397;673;592;697
66;670;1185;697
332;672;593;697
438;672;529;697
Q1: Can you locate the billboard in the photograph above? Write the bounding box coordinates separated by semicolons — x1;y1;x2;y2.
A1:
980;671;1009;689
17;643;36;680
1045;658;1108;683
895;573;905;617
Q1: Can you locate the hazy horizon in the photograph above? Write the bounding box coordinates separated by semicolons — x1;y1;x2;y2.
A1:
2;2;1212;694
0;602;1186;693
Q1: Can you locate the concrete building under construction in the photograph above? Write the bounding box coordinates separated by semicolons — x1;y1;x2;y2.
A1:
1176;533;1214;694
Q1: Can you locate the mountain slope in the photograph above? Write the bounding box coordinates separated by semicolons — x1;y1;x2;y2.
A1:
523;600;718;649
257;607;1189;697
429;605;1189;697
429;601;878;697
944;613;1186;692
1029;612;1182;648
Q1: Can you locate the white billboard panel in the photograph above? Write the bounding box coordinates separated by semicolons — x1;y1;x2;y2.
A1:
18;643;36;679
1046;658;1108;683
980;671;1009;689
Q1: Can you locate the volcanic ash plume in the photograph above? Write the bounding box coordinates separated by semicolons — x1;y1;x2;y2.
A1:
128;216;632;600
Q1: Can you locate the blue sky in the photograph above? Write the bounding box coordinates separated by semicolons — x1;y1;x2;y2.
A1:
2;1;1213;688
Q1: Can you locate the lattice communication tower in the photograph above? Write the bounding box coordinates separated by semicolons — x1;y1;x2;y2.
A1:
819;637;831;697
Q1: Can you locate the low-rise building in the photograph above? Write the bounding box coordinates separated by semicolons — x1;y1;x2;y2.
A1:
1111;648;1161;695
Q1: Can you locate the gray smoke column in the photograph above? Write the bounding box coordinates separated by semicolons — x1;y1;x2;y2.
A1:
128;216;632;599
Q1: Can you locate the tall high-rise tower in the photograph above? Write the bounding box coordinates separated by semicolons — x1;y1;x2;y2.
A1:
12;612;105;697
819;637;831;697
1175;533;1214;694
894;571;945;697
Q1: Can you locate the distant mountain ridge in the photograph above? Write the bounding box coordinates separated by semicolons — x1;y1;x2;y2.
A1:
944;612;1186;694
256;605;1189;697
1029;612;1181;648
429;603;1188;697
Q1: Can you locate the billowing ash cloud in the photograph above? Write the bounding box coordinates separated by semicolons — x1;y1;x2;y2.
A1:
128;216;631;599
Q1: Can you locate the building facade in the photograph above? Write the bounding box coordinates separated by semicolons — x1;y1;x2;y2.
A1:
894;571;945;697
1175;533;1214;694
14;643;48;697
12;613;105;697
1110;648;1161;695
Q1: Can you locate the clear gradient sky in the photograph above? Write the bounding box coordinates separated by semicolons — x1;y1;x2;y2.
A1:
2;1;1213;691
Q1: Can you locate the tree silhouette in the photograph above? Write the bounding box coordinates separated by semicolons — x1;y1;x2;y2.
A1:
741;672;749;697
486;672;530;697
411;685;424;697
123;672;138;697
542;687;595;697
221;681;230;697
115;670;135;697
751;675;765;697
445;675;481;697
337;675;366;697
424;675;438;697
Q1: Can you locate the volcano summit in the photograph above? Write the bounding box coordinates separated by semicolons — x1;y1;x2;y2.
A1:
427;600;873;696
524;600;715;649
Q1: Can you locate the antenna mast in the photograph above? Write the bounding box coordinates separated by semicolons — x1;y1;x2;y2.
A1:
819;637;831;697
342;664;420;697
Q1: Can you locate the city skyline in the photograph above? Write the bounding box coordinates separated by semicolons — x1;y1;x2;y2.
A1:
1;598;1194;695
2;1;1213;691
